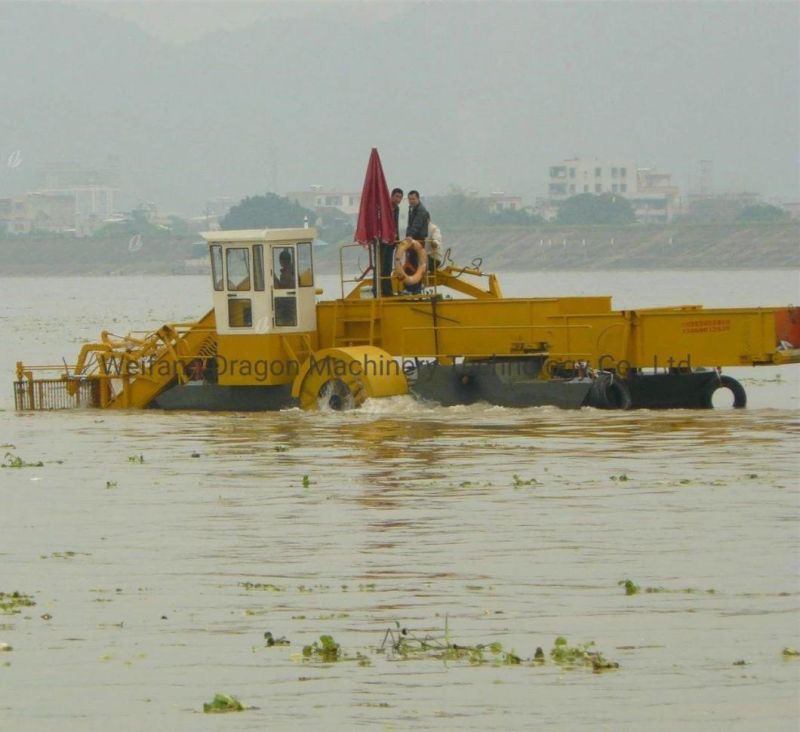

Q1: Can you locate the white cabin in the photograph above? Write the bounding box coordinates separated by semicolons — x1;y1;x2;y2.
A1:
201;228;318;336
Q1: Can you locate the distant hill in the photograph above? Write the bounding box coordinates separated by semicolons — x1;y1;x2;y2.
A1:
1;223;797;276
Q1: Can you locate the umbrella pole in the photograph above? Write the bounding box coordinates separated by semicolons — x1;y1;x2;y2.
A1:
372;237;380;298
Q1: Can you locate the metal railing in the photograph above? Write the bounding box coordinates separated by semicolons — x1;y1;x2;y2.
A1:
13;378;97;411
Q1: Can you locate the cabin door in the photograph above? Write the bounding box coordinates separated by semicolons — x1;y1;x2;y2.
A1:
270;241;316;333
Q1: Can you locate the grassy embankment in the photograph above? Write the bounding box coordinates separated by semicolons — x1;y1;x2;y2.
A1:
1;222;797;275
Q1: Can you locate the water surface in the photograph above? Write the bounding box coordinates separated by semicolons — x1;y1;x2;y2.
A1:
0;271;798;730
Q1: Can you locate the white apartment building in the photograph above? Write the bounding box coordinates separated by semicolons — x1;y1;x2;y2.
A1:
547;158;680;222
287;187;362;217
549;159;637;198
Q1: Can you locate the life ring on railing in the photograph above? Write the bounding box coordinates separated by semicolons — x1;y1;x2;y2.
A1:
393;238;427;287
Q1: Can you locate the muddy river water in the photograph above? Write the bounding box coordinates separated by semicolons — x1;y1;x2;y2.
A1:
1;270;798;730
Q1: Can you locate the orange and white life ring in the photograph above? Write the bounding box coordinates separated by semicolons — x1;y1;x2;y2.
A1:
393;238;427;287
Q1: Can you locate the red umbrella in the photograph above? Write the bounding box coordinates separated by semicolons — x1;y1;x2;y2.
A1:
354;148;396;246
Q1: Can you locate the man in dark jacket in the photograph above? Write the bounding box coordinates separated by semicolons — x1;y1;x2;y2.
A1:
405;190;429;242
403;190;430;294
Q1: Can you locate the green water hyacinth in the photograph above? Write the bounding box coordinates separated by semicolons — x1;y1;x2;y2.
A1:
203;693;244;714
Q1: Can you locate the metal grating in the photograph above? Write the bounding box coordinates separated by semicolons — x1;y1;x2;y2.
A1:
13;379;98;411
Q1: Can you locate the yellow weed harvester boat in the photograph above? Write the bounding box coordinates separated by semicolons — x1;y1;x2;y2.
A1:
12;227;800;412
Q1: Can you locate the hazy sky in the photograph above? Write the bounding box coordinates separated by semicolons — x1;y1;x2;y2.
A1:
1;1;797;214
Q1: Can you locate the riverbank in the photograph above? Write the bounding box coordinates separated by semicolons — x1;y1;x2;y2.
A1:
1;222;797;275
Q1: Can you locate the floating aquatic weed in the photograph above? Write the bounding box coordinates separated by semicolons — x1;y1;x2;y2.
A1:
105;481;117;489
782;647;800;658
619;579;640;595
550;637;618;672
512;474;538;488
302;634;341;662
2;452;43;468
619;579;716;595
301;475;313;488
240;582;281;592
203;693;245;714
274;445;288;452
379;623;522;666
298;634;368;665
42;551;90;560
264;632;290;647
0;592;36;615
127;455;144;464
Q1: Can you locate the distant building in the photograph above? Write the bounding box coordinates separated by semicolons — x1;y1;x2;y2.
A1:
547;158;680;223
37;160;118;235
549;158;637;198
0;193;76;234
34;186;116;221
287;187;362;217
486;192;524;213
634;168;681;223
781;201;800;220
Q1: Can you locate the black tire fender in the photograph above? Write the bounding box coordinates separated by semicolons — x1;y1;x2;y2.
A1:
605;377;633;410
584;373;633;410
703;374;747;409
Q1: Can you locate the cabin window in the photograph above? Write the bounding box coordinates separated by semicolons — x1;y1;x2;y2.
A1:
228;298;252;328
226;247;251;291
253;244;265;291
297;241;313;287
210;245;223;291
273;247;296;289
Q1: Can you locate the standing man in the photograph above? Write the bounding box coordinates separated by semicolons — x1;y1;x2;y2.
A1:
404;190;430;294
405;190;429;243
379;188;403;297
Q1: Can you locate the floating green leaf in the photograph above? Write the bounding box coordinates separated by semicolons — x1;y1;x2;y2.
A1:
512;474;538;488
619;579;640;595
550;636;618;672
302;634;341;662
2;452;43;468
240;582;281;592
203;693;244;714
0;591;36;615
264;631;290;647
